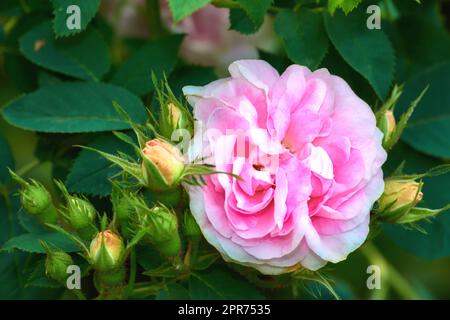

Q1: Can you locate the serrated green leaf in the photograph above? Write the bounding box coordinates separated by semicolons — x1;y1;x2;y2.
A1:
189;267;264;300
328;0;362;15
168;0;212;22
111;35;183;96
324;9;395;99
66;134;136;196
395;63;450;158
2;82;147;133
229;8;258;35
19;21;110;81
26;259;61;288
51;0;101;37
275;9;328;70
237;0;272;29
2;232;80;253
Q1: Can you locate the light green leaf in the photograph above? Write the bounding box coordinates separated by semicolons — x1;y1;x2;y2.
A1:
189;267;264;300
275;9;328;70
2;82;147;133
111;35;183;96
19;21;110;81
66;134;136;196
324;9;395;99
51;0;101;37
328;0;362;15
168;0;211;22
396;63;450;158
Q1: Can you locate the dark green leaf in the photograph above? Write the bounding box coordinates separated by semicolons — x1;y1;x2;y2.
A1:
51;0;101;37
395;63;450;158
19;22;110;81
324;9;395;99
2;232;80;253
275;9;328;69
168;66;217;98
189;267;264;300
66;134;136;196
0;135;14;184
230;9;258;35
156;283;190;300
111;35;183;96
237;0;272;29
2;82;147;133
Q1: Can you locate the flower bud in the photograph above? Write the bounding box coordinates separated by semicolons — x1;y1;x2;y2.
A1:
168;103;182;127
65;196;98;238
378;110;396;148
9;171;58;225
183;210;201;239
89;230;125;272
141;206;181;257
378;180;423;221
113;193;135;239
142;139;185;191
45;251;73;283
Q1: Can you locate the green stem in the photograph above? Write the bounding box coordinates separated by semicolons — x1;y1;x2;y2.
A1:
16;158;41;176
124;248;137;299
360;242;420;300
72;289;87;300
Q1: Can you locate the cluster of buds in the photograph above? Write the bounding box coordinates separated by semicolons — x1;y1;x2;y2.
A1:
9;170;58;225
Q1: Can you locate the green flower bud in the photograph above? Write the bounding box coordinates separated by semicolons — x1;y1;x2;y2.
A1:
9;170;58;225
183;210;201;239
142;139;185;191
160;102;193;139
378;110;396;148
378;179;423;222
45;251;73;283
66;197;97;230
141;206;181;257
90;230;125;272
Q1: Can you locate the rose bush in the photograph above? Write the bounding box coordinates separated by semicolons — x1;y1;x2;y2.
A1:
184;60;387;274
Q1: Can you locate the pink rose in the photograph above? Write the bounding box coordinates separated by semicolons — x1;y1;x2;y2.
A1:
100;0;149;38
160;2;278;71
183;60;387;274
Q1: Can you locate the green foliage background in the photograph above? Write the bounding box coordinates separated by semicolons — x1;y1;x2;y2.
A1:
0;0;450;299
